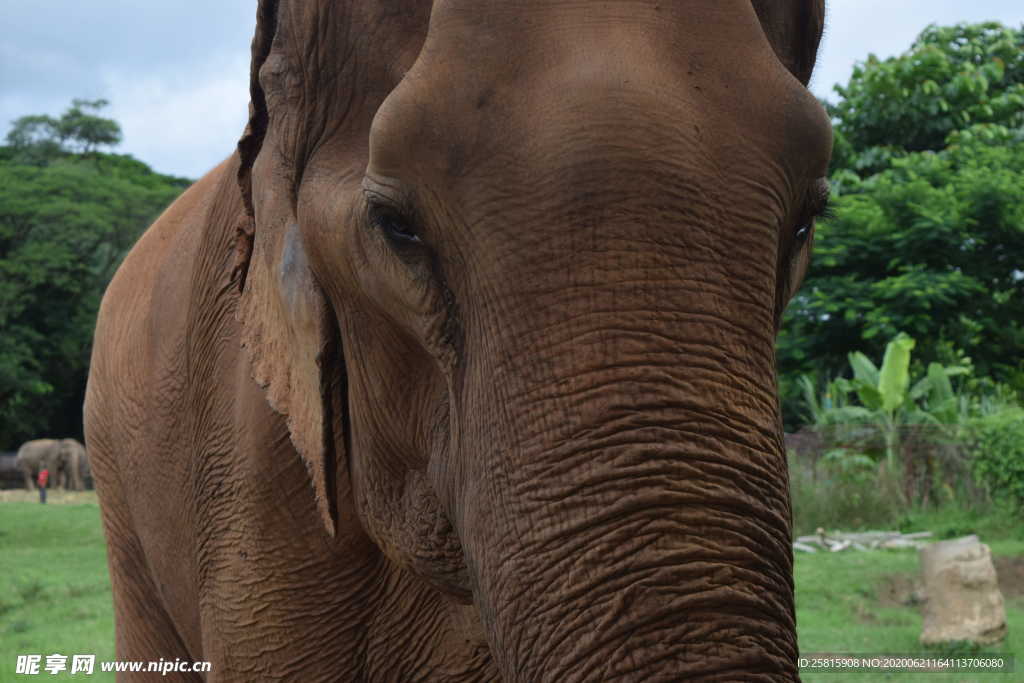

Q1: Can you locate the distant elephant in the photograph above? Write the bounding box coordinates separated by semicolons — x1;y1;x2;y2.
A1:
85;1;831;680
15;439;69;490
58;438;88;491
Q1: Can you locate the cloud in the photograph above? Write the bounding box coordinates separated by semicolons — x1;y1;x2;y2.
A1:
0;0;254;178
101;53;250;180
1;1;1021;177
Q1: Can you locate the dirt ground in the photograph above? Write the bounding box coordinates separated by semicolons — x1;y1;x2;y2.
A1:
993;555;1024;599
876;554;1024;611
876;573;925;609
0;489;98;504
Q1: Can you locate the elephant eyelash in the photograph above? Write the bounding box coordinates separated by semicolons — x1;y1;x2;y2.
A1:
808;178;833;221
795;179;833;243
813;198;835;222
368;201;423;246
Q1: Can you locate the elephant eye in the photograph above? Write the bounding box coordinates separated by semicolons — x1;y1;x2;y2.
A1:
795;178;833;244
368;202;421;246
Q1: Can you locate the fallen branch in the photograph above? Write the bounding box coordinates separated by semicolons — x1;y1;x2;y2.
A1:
793;530;933;553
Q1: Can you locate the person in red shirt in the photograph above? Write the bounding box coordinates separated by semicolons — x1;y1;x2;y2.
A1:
37;467;48;504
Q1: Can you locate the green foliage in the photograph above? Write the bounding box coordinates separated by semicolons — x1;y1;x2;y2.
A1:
796;329;1024;516
878;335;914;412
896;502;1024;541
829;22;1024;171
833;334;913;467
0;102;189;447
803;128;1021;369
799;334;980;506
788;453;903;535
778;22;1024;429
56;99;123;155
779;124;1024;415
967;405;1024;511
809;336;952;445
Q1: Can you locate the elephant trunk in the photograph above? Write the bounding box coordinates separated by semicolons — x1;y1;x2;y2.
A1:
450;241;796;679
460;395;795;679
466;405;796;678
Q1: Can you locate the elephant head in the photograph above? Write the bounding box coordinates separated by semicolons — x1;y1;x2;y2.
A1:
235;0;830;678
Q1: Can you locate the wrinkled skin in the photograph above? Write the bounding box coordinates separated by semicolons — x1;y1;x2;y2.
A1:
15;438;85;491
86;1;831;680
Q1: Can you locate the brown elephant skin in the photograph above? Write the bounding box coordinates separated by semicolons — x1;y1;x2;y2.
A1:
85;1;831;680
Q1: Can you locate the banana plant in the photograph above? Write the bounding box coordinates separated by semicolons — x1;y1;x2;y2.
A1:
832;333;917;469
799;333;974;506
909;361;970;427
819;333;969;468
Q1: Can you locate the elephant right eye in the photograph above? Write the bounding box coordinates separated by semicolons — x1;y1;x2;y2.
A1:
368;202;422;246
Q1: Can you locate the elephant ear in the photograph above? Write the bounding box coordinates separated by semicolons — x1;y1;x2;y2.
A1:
750;0;826;85
234;0;339;535
233;0;430;536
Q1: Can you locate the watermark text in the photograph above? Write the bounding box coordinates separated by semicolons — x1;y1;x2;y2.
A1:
16;654;211;676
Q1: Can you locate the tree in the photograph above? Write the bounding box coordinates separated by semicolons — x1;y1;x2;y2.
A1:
57;98;123;154
778;22;1024;429
829;22;1024;175
3;115;63;161
5;98;123;163
0;110;188;447
780;127;1024;386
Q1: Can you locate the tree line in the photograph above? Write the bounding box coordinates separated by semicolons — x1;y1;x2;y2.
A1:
1;100;189;447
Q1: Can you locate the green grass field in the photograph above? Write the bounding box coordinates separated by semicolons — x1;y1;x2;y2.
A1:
1;496;1021;681
1;495;114;682
796;540;1023;682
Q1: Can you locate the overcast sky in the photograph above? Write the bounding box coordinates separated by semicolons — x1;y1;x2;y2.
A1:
2;1;1021;180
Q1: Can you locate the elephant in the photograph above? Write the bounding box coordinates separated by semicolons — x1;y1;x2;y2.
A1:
59;438;89;491
15;439;58;491
85;1;831;680
14;438;85;491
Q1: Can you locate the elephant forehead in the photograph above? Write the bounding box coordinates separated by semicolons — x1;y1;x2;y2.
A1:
370;80;815;245
369;5;829;190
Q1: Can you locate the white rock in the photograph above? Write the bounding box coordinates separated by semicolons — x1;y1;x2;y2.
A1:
919;535;1007;646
